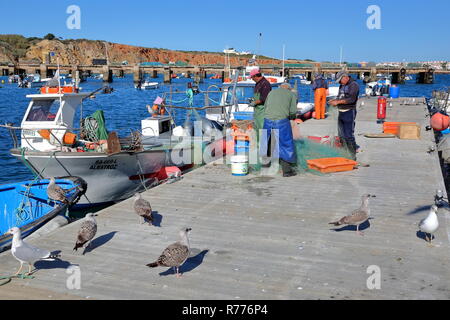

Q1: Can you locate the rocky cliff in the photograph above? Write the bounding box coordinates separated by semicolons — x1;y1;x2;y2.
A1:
1;35;282;66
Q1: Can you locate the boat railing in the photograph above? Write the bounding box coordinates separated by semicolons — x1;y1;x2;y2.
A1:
0;124;81;151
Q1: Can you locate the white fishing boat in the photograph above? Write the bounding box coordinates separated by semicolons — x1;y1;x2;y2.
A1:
206;77;313;125
327;85;340;98
223;58;286;87
365;77;391;96
2;85;225;209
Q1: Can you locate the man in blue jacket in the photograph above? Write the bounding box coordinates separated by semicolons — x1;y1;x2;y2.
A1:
328;71;360;160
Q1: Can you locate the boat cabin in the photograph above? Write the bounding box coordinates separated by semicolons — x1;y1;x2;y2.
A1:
20;92;90;152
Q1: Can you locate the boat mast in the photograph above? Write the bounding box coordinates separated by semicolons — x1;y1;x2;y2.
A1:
282;44;285;78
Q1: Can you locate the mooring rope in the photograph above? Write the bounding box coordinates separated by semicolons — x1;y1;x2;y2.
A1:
0;273;34;286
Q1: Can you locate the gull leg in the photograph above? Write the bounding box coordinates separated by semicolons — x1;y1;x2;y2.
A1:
175;267;182;278
356;224;364;236
14;262;23;276
27;263;33;275
427;234;435;247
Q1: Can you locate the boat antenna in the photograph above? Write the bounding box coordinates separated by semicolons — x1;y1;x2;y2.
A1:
257;33;262;61
57;58;62;117
282;44;285;78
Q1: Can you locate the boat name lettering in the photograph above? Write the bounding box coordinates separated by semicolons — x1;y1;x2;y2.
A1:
23;130;37;137
89;159;118;170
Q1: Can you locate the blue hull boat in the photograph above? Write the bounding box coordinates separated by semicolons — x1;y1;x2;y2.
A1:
0;176;87;252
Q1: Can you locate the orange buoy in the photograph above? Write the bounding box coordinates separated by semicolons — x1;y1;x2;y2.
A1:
431;112;450;131
41;86;75;94
63;132;77;145
38;129;51;140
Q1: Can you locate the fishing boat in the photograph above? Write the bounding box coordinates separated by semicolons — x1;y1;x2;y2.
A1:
365;77;392;96
206;76;313;125
223;55;287;88
2;84;224;209
0;176;86;252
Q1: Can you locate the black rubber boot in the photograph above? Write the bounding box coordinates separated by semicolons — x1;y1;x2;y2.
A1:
280;159;297;177
345;140;357;161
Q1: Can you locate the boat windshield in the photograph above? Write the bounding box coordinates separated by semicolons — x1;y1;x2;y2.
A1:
25;99;60;122
225;86;255;104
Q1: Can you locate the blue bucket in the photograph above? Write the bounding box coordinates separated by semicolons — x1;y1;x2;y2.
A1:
234;139;250;154
390;86;400;99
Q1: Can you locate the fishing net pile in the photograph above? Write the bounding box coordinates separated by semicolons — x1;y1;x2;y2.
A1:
247;106;354;175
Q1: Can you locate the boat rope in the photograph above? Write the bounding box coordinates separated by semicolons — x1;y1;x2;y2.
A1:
135;153;152;192
15;150;57;224
82;117;100;141
165;89;194;107
0;273;34;286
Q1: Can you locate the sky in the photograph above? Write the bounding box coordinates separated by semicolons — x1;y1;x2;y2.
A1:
1;0;449;62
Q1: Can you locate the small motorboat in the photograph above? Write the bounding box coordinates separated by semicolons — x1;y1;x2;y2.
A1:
136;80;159;90
0;176;87;252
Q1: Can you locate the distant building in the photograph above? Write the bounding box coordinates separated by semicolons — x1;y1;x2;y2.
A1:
223;48;238;55
223;48;252;55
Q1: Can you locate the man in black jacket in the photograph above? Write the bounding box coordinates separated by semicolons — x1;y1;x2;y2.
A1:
329;71;360;160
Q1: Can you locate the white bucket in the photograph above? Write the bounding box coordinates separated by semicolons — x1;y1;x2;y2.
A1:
231;155;249;176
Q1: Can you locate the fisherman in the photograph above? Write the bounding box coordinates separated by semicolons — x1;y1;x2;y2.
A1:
311;73;328;119
260;83;297;177
248;68;272;136
328;71;360;160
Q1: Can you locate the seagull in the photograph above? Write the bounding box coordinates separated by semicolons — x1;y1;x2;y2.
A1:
419;205;439;246
133;193;153;225
7;227;60;275
146;227;191;278
330;194;376;236
73;213;98;254
46;177;68;205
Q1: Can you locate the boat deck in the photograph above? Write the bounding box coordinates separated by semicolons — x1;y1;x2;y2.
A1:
1;96;450;300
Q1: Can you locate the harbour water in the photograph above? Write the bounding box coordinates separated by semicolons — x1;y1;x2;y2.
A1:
1;73;450;186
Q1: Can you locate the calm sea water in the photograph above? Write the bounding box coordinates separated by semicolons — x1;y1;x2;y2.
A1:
0;73;449;185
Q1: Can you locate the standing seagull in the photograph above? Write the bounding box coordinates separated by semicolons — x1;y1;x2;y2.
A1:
330;194;376;236
46;177;68;205
133;193;153;225
73;213;98;254
419;205;439;246
146;227;191;278
7;227;60;275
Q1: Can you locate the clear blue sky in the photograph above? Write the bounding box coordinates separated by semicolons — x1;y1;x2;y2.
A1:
1;0;449;62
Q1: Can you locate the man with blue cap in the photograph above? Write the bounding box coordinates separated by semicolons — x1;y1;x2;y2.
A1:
329;71;360;160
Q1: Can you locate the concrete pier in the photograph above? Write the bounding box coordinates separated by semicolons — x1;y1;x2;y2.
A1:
163;67;171;84
0;96;449;300
133;65;142;84
102;66;113;83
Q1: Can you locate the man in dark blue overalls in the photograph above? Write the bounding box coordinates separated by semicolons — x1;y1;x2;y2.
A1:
329;71;360;160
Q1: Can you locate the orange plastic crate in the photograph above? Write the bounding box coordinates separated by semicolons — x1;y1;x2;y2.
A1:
383;122;416;135
307;157;358;173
